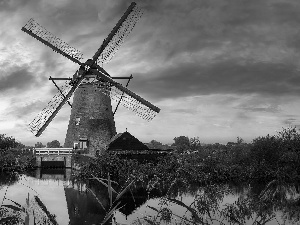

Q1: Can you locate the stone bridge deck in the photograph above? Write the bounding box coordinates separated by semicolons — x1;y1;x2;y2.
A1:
35;148;73;168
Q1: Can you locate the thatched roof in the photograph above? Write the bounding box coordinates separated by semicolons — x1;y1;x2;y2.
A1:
107;131;149;151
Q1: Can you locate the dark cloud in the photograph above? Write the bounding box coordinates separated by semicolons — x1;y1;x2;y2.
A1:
0;67;38;93
221;0;270;27
111;0;294;66
129;60;300;101
0;0;31;12
271;2;300;25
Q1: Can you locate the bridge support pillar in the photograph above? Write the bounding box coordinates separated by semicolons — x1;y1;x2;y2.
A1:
36;157;42;167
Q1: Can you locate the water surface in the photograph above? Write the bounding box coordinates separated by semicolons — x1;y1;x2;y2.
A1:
0;170;299;224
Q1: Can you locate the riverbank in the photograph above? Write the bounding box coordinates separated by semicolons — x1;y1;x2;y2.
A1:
0;148;35;172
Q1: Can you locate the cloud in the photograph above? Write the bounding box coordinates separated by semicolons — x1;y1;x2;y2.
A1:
271;1;300;25
0;67;37;93
129;60;300;101
7;100;46;119
283;118;297;125
0;0;31;12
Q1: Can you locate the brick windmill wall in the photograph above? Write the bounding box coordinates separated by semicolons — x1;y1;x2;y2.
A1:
64;76;116;155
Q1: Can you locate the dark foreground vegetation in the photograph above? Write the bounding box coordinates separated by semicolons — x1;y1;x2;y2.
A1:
76;127;300;190
0;134;35;172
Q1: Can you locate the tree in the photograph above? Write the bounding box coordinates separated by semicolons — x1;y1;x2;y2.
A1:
173;136;190;153
147;140;163;149
251;134;281;168
190;137;201;151
35;142;45;148
0;134;22;150
277;126;300;153
47;140;61;148
146;140;172;150
237;136;244;144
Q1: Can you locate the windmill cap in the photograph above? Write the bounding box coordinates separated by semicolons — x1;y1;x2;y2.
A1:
85;59;98;69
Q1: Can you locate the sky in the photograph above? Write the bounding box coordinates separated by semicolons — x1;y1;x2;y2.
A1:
1;0;300;146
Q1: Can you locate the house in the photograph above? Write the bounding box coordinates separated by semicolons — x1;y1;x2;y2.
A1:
106;131;172;162
107;131;149;151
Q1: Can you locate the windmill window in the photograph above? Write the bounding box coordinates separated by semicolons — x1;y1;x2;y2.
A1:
75;117;80;125
79;139;88;150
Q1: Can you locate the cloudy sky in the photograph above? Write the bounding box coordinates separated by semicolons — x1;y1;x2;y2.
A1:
1;0;300;146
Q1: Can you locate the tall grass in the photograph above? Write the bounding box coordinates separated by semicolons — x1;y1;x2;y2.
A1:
87;173;135;225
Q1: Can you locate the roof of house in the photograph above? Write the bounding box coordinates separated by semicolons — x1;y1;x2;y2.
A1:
107;131;149;151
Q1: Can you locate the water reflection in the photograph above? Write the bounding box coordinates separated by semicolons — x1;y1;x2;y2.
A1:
116;181;300;225
0;169;107;225
35;168;71;180
64;184;105;225
117;186;163;217
1;170;300;225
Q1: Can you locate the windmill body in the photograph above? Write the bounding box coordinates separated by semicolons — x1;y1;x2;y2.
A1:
22;2;160;156
64;73;116;155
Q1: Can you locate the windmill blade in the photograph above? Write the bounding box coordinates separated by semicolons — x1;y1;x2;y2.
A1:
21;18;83;64
95;2;143;65
91;69;160;121
110;84;159;121
29;73;84;137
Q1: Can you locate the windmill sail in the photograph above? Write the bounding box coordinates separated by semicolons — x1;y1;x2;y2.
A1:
92;69;160;121
96;2;143;64
29;77;82;137
90;2;160;120
110;85;160;121
22;18;83;64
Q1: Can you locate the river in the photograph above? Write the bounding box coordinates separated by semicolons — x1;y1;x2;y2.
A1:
0;169;299;224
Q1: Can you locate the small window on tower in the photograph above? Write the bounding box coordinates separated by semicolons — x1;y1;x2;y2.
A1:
75;117;80;125
73;142;79;149
79;140;88;150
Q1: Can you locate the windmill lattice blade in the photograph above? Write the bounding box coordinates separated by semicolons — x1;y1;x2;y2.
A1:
110;85;158;121
22;18;83;64
29;81;73;136
94;72;160;121
97;3;143;64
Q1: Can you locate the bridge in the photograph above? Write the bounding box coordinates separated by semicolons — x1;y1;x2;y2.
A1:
35;148;73;168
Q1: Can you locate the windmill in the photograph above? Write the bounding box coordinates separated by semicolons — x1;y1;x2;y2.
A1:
22;2;160;155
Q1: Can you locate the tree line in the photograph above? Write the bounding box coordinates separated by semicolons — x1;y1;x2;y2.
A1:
34;140;62;148
0;136;62;150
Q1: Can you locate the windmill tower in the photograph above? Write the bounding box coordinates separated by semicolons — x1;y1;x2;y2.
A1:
22;2;160;155
64;65;117;154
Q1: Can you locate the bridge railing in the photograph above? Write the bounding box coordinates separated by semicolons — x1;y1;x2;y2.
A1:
34;148;73;155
